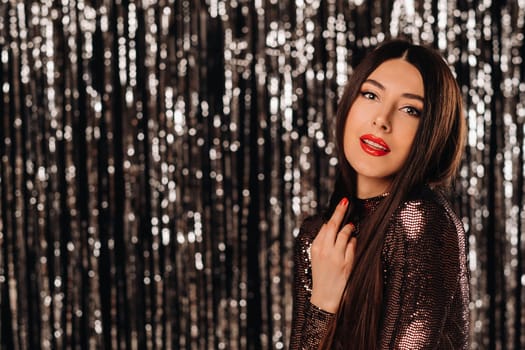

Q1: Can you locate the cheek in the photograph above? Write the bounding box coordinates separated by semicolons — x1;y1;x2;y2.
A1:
342;119;361;157
395;123;420;158
342;118;353;147
397;118;420;141
343;111;365;139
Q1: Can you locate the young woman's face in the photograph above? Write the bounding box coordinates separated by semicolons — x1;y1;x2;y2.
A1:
343;58;424;198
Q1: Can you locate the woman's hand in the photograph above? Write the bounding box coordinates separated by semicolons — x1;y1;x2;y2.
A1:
309;198;356;313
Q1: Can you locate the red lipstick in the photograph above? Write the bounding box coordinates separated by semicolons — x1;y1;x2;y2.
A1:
359;134;390;156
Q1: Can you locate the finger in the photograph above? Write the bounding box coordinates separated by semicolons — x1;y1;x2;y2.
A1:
312;223;327;246
325;198;350;242
344;236;357;263
334;223;355;251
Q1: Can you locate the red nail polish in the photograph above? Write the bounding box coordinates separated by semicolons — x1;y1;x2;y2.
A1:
340;197;348;206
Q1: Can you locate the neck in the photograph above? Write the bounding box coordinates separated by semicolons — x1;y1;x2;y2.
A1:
356;177;391;199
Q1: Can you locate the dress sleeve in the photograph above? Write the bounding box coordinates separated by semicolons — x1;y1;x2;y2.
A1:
289;216;336;350
379;195;468;349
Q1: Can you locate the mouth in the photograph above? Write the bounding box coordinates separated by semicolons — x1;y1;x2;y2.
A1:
359;134;390;156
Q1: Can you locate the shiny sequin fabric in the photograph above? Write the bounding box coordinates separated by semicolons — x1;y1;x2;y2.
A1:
289;187;469;349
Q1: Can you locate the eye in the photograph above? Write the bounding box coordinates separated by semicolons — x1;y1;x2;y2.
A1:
361;91;377;100
401;106;422;117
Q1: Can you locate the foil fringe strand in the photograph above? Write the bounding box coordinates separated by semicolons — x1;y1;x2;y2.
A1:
1;1;524;349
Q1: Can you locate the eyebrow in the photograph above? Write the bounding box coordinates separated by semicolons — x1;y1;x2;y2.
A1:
364;78;424;103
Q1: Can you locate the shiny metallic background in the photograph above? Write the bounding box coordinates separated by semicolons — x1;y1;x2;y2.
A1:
0;0;523;349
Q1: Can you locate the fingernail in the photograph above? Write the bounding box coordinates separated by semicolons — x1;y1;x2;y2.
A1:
340;197;348;206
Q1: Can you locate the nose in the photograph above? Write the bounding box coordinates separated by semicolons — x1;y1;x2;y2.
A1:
372;114;392;132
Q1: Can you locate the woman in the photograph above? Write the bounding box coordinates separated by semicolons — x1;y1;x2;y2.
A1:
289;40;469;349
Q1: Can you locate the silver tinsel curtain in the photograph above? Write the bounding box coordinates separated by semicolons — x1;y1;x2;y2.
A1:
0;0;523;349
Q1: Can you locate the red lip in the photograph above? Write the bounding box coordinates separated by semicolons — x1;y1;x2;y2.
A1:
359;134;391;156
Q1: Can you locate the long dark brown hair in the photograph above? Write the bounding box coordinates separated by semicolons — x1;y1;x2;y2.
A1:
319;40;466;349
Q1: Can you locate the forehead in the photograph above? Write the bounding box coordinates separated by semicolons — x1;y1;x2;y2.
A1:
366;59;424;96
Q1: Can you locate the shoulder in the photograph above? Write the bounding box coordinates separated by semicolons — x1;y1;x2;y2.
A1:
392;186;464;240
292;215;325;293
383;187;468;298
384;187;466;265
296;214;324;247
293;214;324;265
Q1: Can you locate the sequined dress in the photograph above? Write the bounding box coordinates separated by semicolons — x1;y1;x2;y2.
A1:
289;187;469;349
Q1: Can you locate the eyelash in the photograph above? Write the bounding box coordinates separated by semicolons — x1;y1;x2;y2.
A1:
401;106;422;117
361;91;377;100
360;90;422;117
